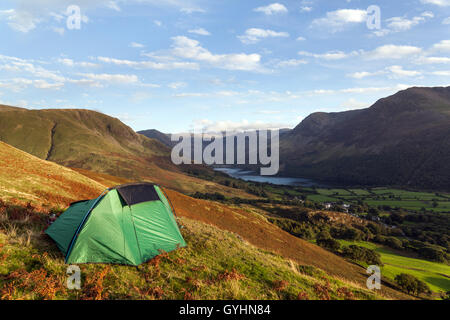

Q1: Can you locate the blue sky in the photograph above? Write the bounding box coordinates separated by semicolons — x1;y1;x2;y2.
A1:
0;0;449;132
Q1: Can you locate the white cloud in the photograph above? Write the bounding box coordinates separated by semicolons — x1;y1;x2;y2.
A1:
443;17;450;24
180;7;206;14
300;6;313;12
106;1;121;11
192;119;290;132
254;3;288;15
238;28;289;44
296;36;306;41
0;78;33;92
0;55;65;82
130;42;145;48
347;66;420;79
168;82;187;89
275;59;308;68
97;56;199;70
256;110;282;114
49;12;64;22
384;11;434;33
364;45;422;60
299;50;354;60
339;98;370;110
432;40;450;52
154;20;162;27
422;11;435;18
420;0;450;6
188;28;211;36
171;36;264;72
311;9;367;31
33;79;64;90
417;56;450;64
387;65;421;77
173;91;239;98
347;71;382;79
57;58;98;68
0;9;40;33
77;73;139;84
431;70;450;76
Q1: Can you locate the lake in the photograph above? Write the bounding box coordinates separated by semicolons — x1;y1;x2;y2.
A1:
213;168;326;187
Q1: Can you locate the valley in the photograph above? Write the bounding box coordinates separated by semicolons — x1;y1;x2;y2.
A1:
0;86;449;300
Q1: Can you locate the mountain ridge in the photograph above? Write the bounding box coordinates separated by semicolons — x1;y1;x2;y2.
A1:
280;86;450;190
0;107;254;198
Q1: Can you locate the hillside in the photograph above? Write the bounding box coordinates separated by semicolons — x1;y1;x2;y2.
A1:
0;106;253;198
0;141;402;300
138;129;174;148
279;86;450;190
0;141;105;207
0;143;412;299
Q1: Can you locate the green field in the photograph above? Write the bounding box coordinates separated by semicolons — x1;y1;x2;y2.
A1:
308;187;450;213
338;240;450;294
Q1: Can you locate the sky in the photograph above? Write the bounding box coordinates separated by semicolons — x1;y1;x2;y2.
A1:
0;0;449;133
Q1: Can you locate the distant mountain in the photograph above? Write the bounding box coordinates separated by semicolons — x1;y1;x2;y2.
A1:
279;86;450;190
138;129;175;148
0;106;252;197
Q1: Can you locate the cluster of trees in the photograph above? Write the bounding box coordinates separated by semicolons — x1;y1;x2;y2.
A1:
395;273;431;296
316;238;341;252
341;245;382;265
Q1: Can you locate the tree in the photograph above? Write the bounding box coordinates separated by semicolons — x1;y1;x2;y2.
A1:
384;237;403;250
341;245;382;265
316;238;341;252
418;246;446;263
395;273;431;296
316;230;332;240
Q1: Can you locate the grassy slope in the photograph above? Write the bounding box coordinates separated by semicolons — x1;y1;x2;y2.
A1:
0;106;254;199
0;141;407;300
0;213;381;300
0;142;105;207
338;240;450;294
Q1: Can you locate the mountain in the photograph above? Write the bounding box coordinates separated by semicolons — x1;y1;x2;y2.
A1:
138;129;175;148
279;86;450;190
0;106;253;198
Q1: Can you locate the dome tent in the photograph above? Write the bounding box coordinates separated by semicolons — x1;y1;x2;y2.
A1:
45;183;186;265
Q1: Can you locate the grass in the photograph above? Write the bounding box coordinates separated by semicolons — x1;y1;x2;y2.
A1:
0;201;382;300
0;142;105;208
337;240;450;295
312;187;450;213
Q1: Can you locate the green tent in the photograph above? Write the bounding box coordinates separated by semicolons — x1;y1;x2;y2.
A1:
45;183;186;265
